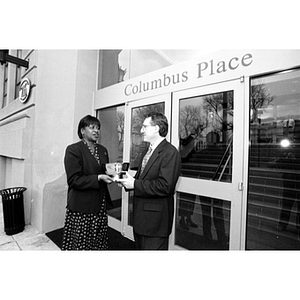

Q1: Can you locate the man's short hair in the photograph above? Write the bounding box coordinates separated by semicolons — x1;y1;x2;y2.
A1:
145;112;168;137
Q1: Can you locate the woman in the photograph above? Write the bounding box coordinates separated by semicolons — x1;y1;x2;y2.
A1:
62;115;113;250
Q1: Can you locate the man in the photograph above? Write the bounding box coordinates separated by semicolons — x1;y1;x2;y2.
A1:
118;112;181;250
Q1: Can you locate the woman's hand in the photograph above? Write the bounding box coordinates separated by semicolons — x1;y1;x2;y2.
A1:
98;174;114;184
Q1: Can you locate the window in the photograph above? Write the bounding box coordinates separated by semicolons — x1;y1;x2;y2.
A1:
118;50;219;82
98;50;218;89
129;103;164;170
14;50;22;99
97;105;125;220
1;50;24;108
1;62;8;108
128;102;165;226
175;192;230;250
179;91;233;182
247;69;300;250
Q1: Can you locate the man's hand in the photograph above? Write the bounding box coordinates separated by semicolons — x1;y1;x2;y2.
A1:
116;171;135;190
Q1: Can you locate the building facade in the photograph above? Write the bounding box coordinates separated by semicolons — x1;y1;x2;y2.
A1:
1;49;300;250
0;50;101;233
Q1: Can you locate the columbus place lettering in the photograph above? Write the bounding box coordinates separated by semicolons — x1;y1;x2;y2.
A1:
123;53;253;96
124;71;188;96
197;53;253;78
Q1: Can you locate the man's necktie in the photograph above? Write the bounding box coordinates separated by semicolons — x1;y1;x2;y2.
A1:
140;146;152;175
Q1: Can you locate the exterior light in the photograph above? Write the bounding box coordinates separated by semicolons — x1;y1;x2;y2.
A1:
280;139;290;148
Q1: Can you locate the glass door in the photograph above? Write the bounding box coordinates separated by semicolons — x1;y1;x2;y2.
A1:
246;68;300;250
121;94;172;240
170;79;245;250
98;105;125;232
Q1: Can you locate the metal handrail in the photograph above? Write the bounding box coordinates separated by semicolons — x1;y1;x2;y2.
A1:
211;139;233;181
210;140;233;218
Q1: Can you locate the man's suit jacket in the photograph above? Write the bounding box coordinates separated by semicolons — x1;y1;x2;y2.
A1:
64;141;112;214
133;139;181;237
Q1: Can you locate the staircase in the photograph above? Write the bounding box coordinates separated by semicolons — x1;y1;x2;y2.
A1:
248;144;300;249
180;143;300;249
181;143;232;181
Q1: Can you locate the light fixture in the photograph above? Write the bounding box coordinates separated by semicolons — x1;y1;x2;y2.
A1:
280;139;290;148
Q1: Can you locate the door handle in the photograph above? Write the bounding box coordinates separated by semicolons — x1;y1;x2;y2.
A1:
238;182;244;191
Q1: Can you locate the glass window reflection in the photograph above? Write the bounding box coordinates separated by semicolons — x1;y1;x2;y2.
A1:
118;50;217;82
98;105;125;220
179;91;233;182
130;103;164;170
175;192;230;250
247;69;300;250
128;102;165;226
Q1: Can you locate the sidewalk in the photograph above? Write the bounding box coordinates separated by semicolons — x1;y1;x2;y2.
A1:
0;202;60;250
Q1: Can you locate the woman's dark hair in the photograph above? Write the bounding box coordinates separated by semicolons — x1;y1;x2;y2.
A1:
145;112;168;137
77;115;101;139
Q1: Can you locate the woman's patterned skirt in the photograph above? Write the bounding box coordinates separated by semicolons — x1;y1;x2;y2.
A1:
61;200;108;250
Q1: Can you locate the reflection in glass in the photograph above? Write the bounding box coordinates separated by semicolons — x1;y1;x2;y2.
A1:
130;103;164;170
118;50;216;81
128;103;165;226
179;91;233;182
175;192;230;250
128;191;134;226
98;105;125;220
247;69;300;250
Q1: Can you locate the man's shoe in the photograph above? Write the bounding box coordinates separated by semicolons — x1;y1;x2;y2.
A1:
179;217;189;230
187;219;198;228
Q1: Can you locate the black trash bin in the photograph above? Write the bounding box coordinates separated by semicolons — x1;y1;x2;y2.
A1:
0;187;26;235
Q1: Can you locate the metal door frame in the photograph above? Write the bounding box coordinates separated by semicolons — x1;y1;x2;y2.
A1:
121;93;172;240
169;79;247;250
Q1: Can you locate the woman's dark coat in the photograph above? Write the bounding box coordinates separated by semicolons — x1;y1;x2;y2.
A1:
64;141;112;213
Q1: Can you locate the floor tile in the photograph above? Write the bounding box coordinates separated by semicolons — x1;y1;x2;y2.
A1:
0;241;20;250
0;231;14;246
17;234;60;250
1;200;60;250
12;225;41;242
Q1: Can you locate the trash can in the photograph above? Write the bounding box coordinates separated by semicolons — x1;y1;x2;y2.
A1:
0;187;26;235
